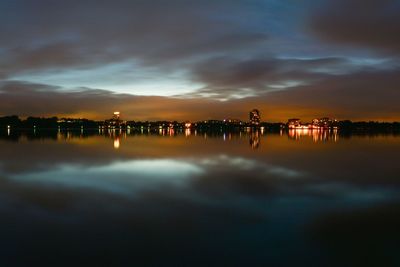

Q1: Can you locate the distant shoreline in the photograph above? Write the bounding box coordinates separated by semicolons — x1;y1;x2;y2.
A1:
1;115;400;132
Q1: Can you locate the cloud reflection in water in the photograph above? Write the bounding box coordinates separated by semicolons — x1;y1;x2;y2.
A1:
10;159;204;195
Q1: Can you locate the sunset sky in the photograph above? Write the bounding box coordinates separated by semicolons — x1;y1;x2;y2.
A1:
1;0;399;121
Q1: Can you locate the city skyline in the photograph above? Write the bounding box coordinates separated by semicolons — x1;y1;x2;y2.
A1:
0;0;400;121
2;110;399;134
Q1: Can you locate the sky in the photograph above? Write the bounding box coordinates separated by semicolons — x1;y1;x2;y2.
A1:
0;0;399;121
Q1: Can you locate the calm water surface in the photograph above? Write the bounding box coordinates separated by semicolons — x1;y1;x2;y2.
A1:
0;129;399;266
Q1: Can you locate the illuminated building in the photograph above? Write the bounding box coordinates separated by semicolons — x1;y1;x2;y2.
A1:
312;117;338;128
287;118;301;129
312;118;320;126
113;111;120;120
249;109;260;126
105;111;125;128
225;119;242;126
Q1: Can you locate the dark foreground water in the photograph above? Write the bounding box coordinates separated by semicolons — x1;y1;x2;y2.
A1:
0;129;399;266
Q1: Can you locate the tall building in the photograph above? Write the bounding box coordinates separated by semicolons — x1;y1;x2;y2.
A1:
312;117;338;128
249;109;260;126
106;111;123;128
113;111;120;120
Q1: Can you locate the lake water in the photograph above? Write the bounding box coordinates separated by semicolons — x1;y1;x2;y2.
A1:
0;129;399;266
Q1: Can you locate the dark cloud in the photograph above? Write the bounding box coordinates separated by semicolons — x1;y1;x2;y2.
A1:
0;0;268;77
0;80;241;120
264;68;400;120
0;81;120;116
187;56;349;99
310;0;400;53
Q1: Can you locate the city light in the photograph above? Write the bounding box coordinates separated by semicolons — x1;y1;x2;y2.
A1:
249;109;261;126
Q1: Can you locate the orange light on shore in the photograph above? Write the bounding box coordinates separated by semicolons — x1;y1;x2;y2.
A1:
113;111;121;119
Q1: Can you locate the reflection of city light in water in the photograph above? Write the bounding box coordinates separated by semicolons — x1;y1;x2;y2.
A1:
249;130;260;149
333;129;338;142
169;128;175;136
114;138;120;149
288;129;338;142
